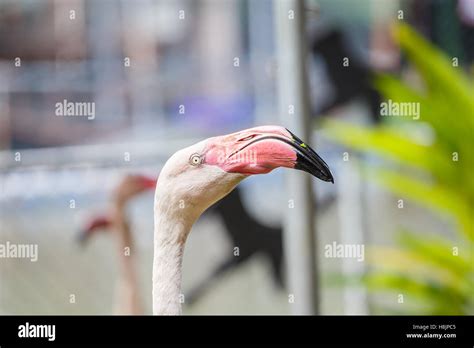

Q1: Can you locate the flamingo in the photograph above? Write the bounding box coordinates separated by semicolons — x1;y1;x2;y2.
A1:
81;173;291;310
79;174;155;314
153;125;333;315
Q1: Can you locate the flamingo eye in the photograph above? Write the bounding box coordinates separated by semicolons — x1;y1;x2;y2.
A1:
189;153;202;166
238;134;257;142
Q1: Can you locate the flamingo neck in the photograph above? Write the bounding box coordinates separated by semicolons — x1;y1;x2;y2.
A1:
112;203;142;315
153;210;193;315
151;163;245;315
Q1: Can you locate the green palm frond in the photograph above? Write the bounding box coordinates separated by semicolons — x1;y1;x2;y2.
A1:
323;23;474;314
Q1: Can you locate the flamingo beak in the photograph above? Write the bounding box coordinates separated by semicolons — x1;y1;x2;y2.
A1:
139;176;157;189
286;129;334;183
210;126;334;183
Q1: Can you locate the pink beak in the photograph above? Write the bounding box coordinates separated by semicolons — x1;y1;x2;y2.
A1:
138;175;157;189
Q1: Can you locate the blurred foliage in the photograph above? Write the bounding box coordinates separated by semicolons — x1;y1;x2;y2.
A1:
324;23;473;314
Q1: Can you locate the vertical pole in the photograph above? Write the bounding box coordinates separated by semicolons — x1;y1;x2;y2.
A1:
274;0;319;314
337;161;369;314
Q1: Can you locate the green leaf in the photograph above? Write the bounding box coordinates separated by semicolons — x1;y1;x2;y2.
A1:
364;272;467;315
393;23;474;129
374;74;474;156
324;120;459;186
396;231;472;278
370;168;473;241
322;23;474;315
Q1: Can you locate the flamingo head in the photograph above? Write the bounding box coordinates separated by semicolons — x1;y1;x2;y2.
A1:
204;125;333;182
113;174;157;206
78;174;156;245
77;215;113;245
156;125;333;220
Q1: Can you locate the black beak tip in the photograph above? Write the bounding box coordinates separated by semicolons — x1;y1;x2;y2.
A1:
317;170;334;184
294;152;334;184
325;170;335;183
284;128;334;184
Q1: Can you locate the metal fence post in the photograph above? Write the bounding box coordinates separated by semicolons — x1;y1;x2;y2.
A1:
275;0;319;315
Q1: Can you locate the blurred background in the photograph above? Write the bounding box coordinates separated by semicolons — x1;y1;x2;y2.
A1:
0;0;472;315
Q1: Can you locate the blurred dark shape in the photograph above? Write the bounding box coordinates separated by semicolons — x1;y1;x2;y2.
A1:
410;0;474;65
187;187;284;305
311;30;382;123
187;188;336;305
0;3;74;60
